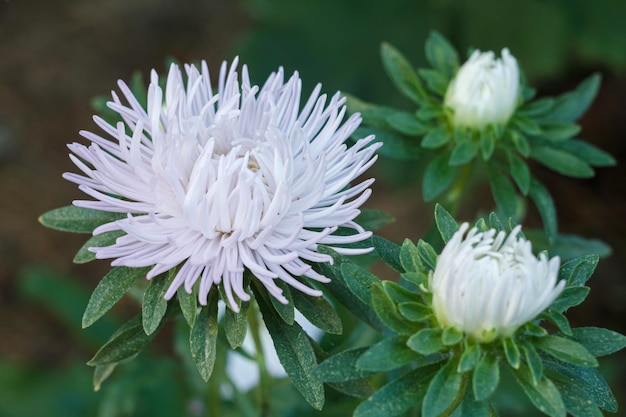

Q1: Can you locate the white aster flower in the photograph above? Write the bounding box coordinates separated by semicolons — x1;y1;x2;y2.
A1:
444;48;519;129
64;58;380;311
429;223;564;343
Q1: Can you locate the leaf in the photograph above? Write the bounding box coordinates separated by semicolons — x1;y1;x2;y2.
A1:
313;347;375;382
73;230;125;264
356;336;422;372
509;129;531;157
531;145;594;178
93;363;117;391
177;285;198;327
449;140;478;166
372;235;404;272
480;129;496;161
434;204;458;243
458;342;481;372
551;140;615;167
356;209;395;232
355;126;423;160
473;354;499;401
570;327;626;357
423;152;457;201
399;239;422;273
536;122;581;141
502;338;521;369
398;302;431;322
142;271;171;335
512;366;566;417
487;167;518;220
535;335;598;367
189;290;219;382
341;262;381;305
550;286;590;313
460;383;491;417
506;151;531;195
386;111;429;135
270;280;294;325
520;341;543;385
292;291;343;335
424;31;459;79
418;68;449;96
529;179;557;241
354;366;439;417
87;314;155;366
407;328;444;355
539;74;601;123
513;115;542;136
82;266;148;328
381;42;427;105
421;126;450;149
417;239;437;271
253;283;325;410
542;309;573;336
224;301;249;349
562;254;599;286
39;205;125;233
441;327;463;346
371;285;417;335
422;358;464;417
523;231;611;260
517;97;555;117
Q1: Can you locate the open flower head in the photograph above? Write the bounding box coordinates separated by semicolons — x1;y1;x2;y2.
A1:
444;48;519;130
429;223;564;343
64;58;380;312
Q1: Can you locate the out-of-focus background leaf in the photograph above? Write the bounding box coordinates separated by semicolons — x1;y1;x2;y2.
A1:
1;0;625;415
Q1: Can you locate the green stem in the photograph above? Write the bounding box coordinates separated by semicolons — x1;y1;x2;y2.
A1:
444;163;474;217
207;376;220;417
249;302;271;417
437;372;469;417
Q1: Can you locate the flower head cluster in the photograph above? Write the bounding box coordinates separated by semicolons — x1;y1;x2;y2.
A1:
444;48;520;129
429;223;564;343
64;58;380;311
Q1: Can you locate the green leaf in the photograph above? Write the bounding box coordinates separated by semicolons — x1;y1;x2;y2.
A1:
398;302;431;322
355;209;395;232
39;206;125;233
460;383;492;417
82;266;148;328
270;280;294;324
381;42;427;105
473;354;499;401
520;341;543;385
542;309;573;336
535;335;598;367
93;363;117;391
550;286;590;313
458;342;481;372
399;239;421;273
354;366;438;417
540;74;601;123
551;140;615;167
507;152;531;195
223;301;249;349
512;366;566;417
73;230;125;264
383;281;417;304
424;31;459;79
421;126;450;149
449;139;478;166
422;357;464;417
523;231;611;260
509;129;531;157
341;262;380;305
371;285;417;335
537;122;581;141
418;68;449;96
480;128;496;160
552;379;604;417
292;291;342;335
531;145;594;178
423;152;457;201
442;327;463;346
487;168;518;221
417;239;437;271
313;347;375;383
254;283;325;409
503;338;521;369
142;271;171;335
417;103;445;121
356;336;422;372
386;111;429;135
177;285;197;327
87;314;155;366
513;116;542;136
355;127;423;160
570;327;626;357
407;328;445;355
189;290;219;382
561;254;599;286
518;97;555;117
372;235;404;272
529;179;557;241
434;203;458;243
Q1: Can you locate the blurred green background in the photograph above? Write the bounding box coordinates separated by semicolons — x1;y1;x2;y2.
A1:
1;0;625;415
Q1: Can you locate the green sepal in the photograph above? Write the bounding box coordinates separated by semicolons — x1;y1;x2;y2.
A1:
223;300;250;349
502;338;521;369
400;271;428;287
353;365;439;417
141;270;171;335
407;327;445;355
473;354;499;401
356;335;423;372
421;126;450;149
570;327;626;357
512;365;566;417
381;42;428;105
73;230;125;264
422;357;464;417
534;335;598;367
458;342;481;372
253;282;325;410
39;205;125;233
293;291;343;334
423;152;457;201
398;302;431;322
82;266;149;328
424;31;459;79
189;289;219;382
313;347;376;383
442;327;463;346
434;203;459;243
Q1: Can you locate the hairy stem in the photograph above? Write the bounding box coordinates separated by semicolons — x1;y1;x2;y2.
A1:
249;302;271;417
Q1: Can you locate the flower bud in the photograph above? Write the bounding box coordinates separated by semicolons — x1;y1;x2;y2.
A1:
444;49;519;129
429;223;564;343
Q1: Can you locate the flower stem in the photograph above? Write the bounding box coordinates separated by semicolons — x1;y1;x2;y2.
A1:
206;375;220;417
249;303;271;417
437;372;469;417
444;163;474;217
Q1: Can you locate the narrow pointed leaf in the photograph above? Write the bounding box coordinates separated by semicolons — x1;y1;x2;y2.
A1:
434;204;458;243
570;327;626;357
423;152;457;201
142;271;171;335
381;42;427;105
73;230;125;264
357;336;422;372
473;355;499;401
189;290;219;382
39;205;125;233
535;335;598;367
313;347;375;382
224;301;249;349
423;358;464;417
513;367;566;417
292;291;342;335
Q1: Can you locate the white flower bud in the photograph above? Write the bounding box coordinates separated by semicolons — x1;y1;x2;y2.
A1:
429;223;564;343
444;49;520;129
